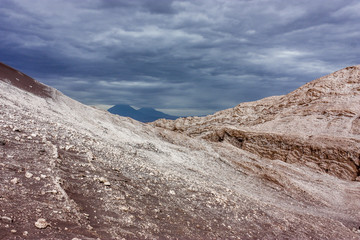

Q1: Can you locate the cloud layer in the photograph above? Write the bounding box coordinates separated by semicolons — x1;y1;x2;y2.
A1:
1;0;359;115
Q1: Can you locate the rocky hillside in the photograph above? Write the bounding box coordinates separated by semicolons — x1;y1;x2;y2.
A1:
1;62;360;239
153;66;360;181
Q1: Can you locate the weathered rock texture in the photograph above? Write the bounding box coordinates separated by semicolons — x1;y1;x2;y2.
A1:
153;66;360;181
1;62;360;239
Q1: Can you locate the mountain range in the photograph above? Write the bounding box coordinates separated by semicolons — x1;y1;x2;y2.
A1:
108;104;178;122
1;62;360;239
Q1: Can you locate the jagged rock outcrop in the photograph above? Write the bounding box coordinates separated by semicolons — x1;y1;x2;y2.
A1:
1;62;360;239
153;66;360;181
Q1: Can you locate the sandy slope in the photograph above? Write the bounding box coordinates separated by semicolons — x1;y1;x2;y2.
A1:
1;63;360;239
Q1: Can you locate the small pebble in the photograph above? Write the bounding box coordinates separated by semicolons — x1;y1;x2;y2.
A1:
10;178;19;184
11;229;17;233
1;216;13;223
25;172;33;178
35;218;49;229
23;231;28;236
98;177;106;183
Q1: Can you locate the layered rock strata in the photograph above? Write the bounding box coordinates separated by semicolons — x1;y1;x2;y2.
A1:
153;66;360;181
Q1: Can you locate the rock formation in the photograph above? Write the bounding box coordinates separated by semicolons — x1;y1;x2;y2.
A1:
153;66;360;181
1;62;360;239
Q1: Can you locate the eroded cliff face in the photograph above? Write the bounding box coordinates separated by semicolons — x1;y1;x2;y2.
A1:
153;66;360;181
1;63;360;239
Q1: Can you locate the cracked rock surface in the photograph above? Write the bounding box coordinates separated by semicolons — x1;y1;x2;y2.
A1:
1;62;360;239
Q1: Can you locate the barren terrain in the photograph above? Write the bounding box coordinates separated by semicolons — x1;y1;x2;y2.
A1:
1;62;360;239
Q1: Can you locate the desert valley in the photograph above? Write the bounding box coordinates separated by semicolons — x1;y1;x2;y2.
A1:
1;62;360;239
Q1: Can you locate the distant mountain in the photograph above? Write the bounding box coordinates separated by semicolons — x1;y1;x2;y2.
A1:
108;104;178;122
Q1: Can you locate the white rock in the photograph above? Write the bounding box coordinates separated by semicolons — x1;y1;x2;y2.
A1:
12;127;21;132
98;177;106;183
1;216;13;223
10;178;19;184
25;172;33;178
35;218;49;229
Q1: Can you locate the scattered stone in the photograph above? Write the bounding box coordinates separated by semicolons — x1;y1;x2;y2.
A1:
11;229;17;233
14;136;20;141
25;172;33;178
97;177;111;186
35;218;49;229
10;177;19;184
13;127;21;132
98;177;107;183
72;238;82;240
1;216;13;223
40;174;47;179
115;195;125;200
169;190;176;195
23;231;28;236
35;176;41;181
39;149;46;155
46;190;58;194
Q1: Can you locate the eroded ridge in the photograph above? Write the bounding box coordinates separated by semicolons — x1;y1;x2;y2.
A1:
153;65;360;181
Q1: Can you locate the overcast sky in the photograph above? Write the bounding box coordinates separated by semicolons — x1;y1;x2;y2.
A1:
1;0;359;116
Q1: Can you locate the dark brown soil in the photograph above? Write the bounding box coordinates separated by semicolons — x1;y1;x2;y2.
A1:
0;62;52;98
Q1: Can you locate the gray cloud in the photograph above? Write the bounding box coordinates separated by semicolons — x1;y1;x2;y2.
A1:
1;0;359;116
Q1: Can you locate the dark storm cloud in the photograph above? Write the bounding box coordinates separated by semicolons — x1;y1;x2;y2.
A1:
1;0;359;115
